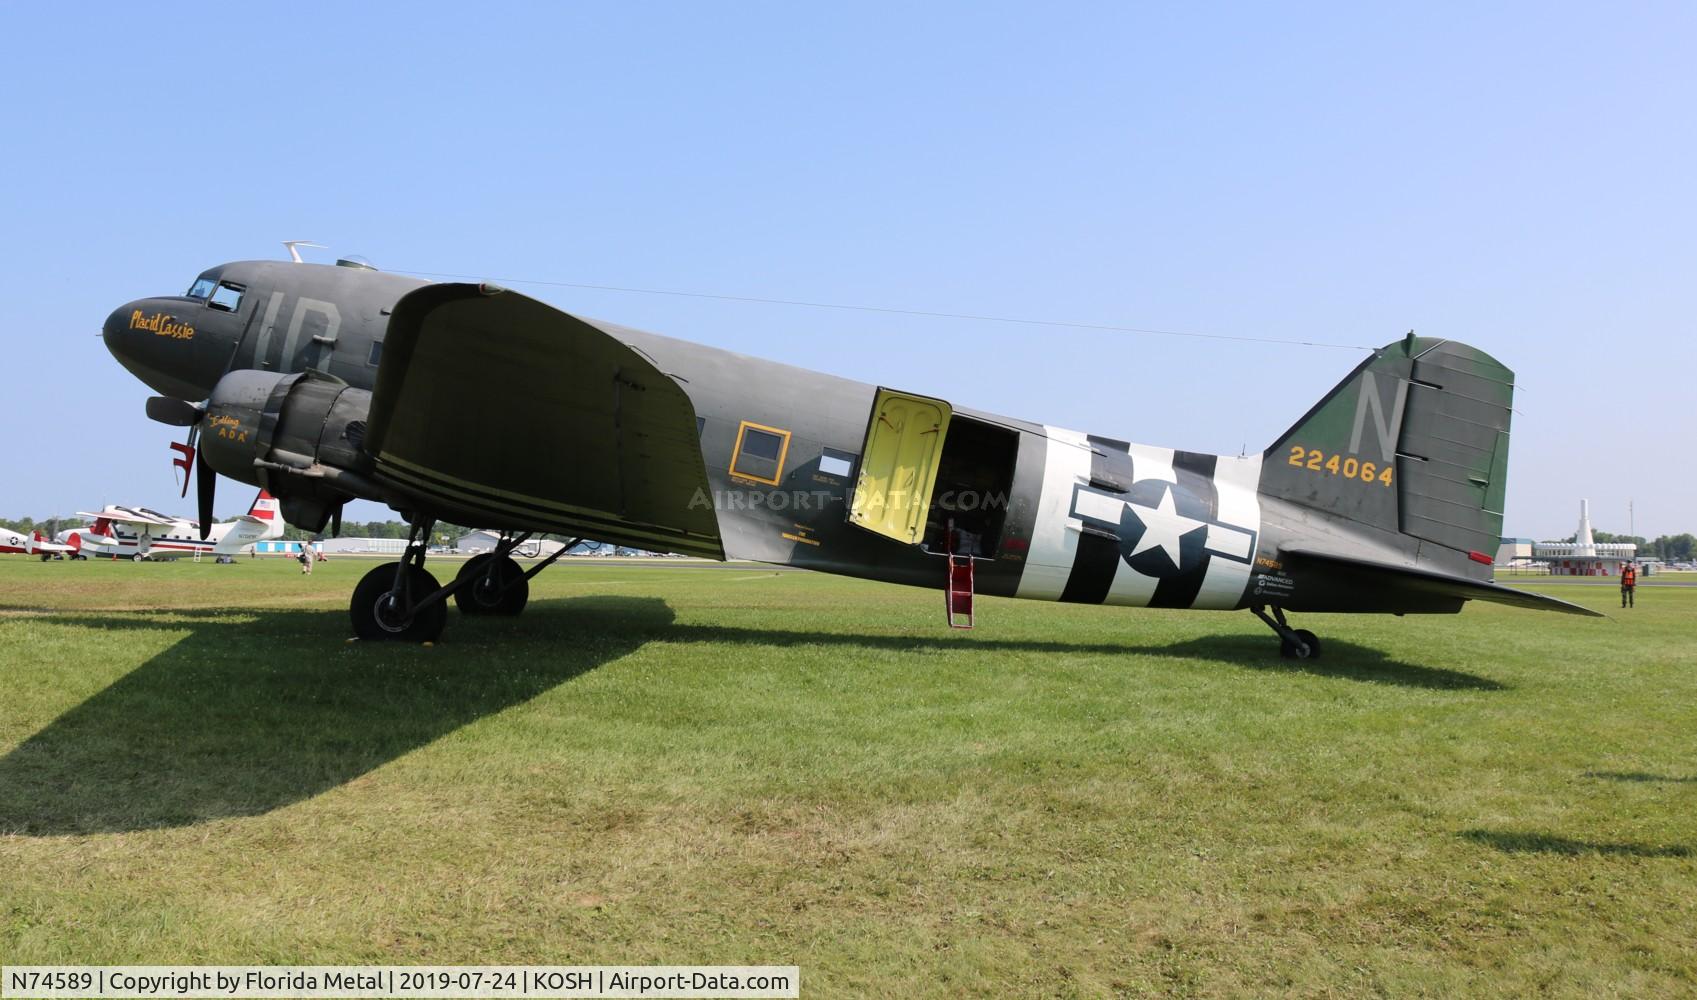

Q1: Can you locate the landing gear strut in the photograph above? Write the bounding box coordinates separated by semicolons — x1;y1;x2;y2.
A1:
1251;605;1321;660
348;524;583;641
350;518;448;642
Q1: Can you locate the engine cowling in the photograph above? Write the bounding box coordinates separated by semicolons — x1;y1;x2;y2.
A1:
201;370;377;530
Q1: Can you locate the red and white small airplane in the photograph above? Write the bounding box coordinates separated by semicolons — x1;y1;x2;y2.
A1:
0;528;78;561
62;492;284;561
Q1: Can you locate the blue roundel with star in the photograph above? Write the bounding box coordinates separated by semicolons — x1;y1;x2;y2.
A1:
1117;480;1211;578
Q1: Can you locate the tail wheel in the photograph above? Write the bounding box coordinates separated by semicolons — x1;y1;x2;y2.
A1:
351;563;447;642
453;553;529;616
1279;629;1321;660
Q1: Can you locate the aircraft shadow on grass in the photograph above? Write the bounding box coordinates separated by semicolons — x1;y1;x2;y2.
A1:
0;596;1499;836
1459;829;1692;859
1582;770;1697;784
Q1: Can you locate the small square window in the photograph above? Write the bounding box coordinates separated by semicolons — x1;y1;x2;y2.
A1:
731;421;790;485
209;282;245;313
367;340;384;366
818;448;855;478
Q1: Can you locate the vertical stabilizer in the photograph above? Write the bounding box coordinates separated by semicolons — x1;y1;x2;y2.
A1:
1261;336;1514;559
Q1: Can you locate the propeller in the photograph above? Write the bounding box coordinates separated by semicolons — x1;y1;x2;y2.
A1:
196;442;217;540
145;396;202;426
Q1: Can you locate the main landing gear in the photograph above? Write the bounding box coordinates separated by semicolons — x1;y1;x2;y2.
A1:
1251;605;1321;660
348;521;582;642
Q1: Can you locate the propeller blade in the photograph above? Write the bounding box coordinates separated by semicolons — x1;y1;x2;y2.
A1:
146;396;203;426
196;445;216;540
170;441;195;498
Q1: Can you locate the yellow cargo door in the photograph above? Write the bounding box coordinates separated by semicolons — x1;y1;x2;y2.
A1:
847;388;952;544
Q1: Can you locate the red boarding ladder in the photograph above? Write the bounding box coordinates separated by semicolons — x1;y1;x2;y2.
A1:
944;524;975;629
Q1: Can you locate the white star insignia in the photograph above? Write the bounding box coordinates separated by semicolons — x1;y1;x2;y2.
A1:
1126;485;1206;568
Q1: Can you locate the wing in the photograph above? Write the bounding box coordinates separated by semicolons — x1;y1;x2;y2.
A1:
363;284;723;558
1282;547;1605;617
74;507;177;528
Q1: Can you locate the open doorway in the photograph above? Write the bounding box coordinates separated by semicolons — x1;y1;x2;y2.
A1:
922;416;1019;558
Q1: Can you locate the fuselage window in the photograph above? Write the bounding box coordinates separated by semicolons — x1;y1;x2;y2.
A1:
209;282;245;313
367;340;384;366
186;277;217;300
730;421;791;485
818;448;855;478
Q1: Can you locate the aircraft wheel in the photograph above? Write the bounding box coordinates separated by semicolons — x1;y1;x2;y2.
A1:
132;553;145;563
454;554;529;615
351;563;447;642
1280;629;1321;660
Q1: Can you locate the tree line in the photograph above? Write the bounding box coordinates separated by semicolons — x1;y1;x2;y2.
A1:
0;514;475;544
8;512;1694;561
1556;531;1697;561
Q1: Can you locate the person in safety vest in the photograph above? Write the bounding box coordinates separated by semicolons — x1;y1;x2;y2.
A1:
1620;561;1637;608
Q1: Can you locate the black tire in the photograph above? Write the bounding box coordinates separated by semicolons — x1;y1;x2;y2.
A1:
453;553;529;616
350;563;447;642
131;553;145;563
1280;629;1321;660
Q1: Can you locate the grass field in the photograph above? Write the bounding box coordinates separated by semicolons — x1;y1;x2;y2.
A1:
1;557;1693;997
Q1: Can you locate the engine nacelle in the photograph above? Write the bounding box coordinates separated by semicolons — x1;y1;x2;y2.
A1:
201;370;377;530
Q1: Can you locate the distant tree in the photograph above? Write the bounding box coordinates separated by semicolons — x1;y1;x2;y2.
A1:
1658;533;1696;560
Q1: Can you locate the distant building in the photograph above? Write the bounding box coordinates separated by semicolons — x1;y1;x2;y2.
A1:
253;540;324;556
455;530;574;558
318;537;409;555
1531;500;1636;576
1495;537;1535;565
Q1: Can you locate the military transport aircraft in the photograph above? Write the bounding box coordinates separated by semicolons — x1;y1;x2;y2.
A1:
100;255;1598;653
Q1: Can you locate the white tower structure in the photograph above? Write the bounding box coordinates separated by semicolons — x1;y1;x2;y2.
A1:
1531;497;1635;575
1575;499;1595;557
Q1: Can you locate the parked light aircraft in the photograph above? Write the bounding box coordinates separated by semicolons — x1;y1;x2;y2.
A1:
101;255;1598;649
1;529;76;561
67;493;282;561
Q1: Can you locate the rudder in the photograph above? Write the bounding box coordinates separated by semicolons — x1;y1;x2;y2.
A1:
1261;335;1513;559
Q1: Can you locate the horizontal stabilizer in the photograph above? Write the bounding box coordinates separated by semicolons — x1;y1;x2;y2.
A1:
1283;547;1604;617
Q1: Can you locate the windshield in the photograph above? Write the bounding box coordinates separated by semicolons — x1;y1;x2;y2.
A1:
186;276;217;299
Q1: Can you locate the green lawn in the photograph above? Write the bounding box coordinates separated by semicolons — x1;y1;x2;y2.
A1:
1;558;1693;997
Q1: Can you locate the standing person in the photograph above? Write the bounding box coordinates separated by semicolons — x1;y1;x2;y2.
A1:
298;544;313;576
1620;560;1636;608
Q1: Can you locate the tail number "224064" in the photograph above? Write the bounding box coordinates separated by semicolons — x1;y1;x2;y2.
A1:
1287;446;1394;487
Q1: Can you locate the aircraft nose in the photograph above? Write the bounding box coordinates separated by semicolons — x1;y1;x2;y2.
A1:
102;297;226;400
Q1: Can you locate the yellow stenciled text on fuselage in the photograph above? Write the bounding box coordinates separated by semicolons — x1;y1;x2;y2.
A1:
130;309;195;341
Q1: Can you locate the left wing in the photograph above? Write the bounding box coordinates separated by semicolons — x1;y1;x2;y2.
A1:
363;284;723;558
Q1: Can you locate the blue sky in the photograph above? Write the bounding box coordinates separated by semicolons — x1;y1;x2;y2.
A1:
1;3;1691;539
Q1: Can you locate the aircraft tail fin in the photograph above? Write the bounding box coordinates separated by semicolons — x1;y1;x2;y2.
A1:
1260;335;1513;563
243;491;284;540
247;490;278;518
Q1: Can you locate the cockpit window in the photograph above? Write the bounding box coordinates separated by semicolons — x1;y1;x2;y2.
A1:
209;281;245;313
187;277;217;300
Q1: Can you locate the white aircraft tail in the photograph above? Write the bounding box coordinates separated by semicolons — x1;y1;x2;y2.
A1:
217;491;285;552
